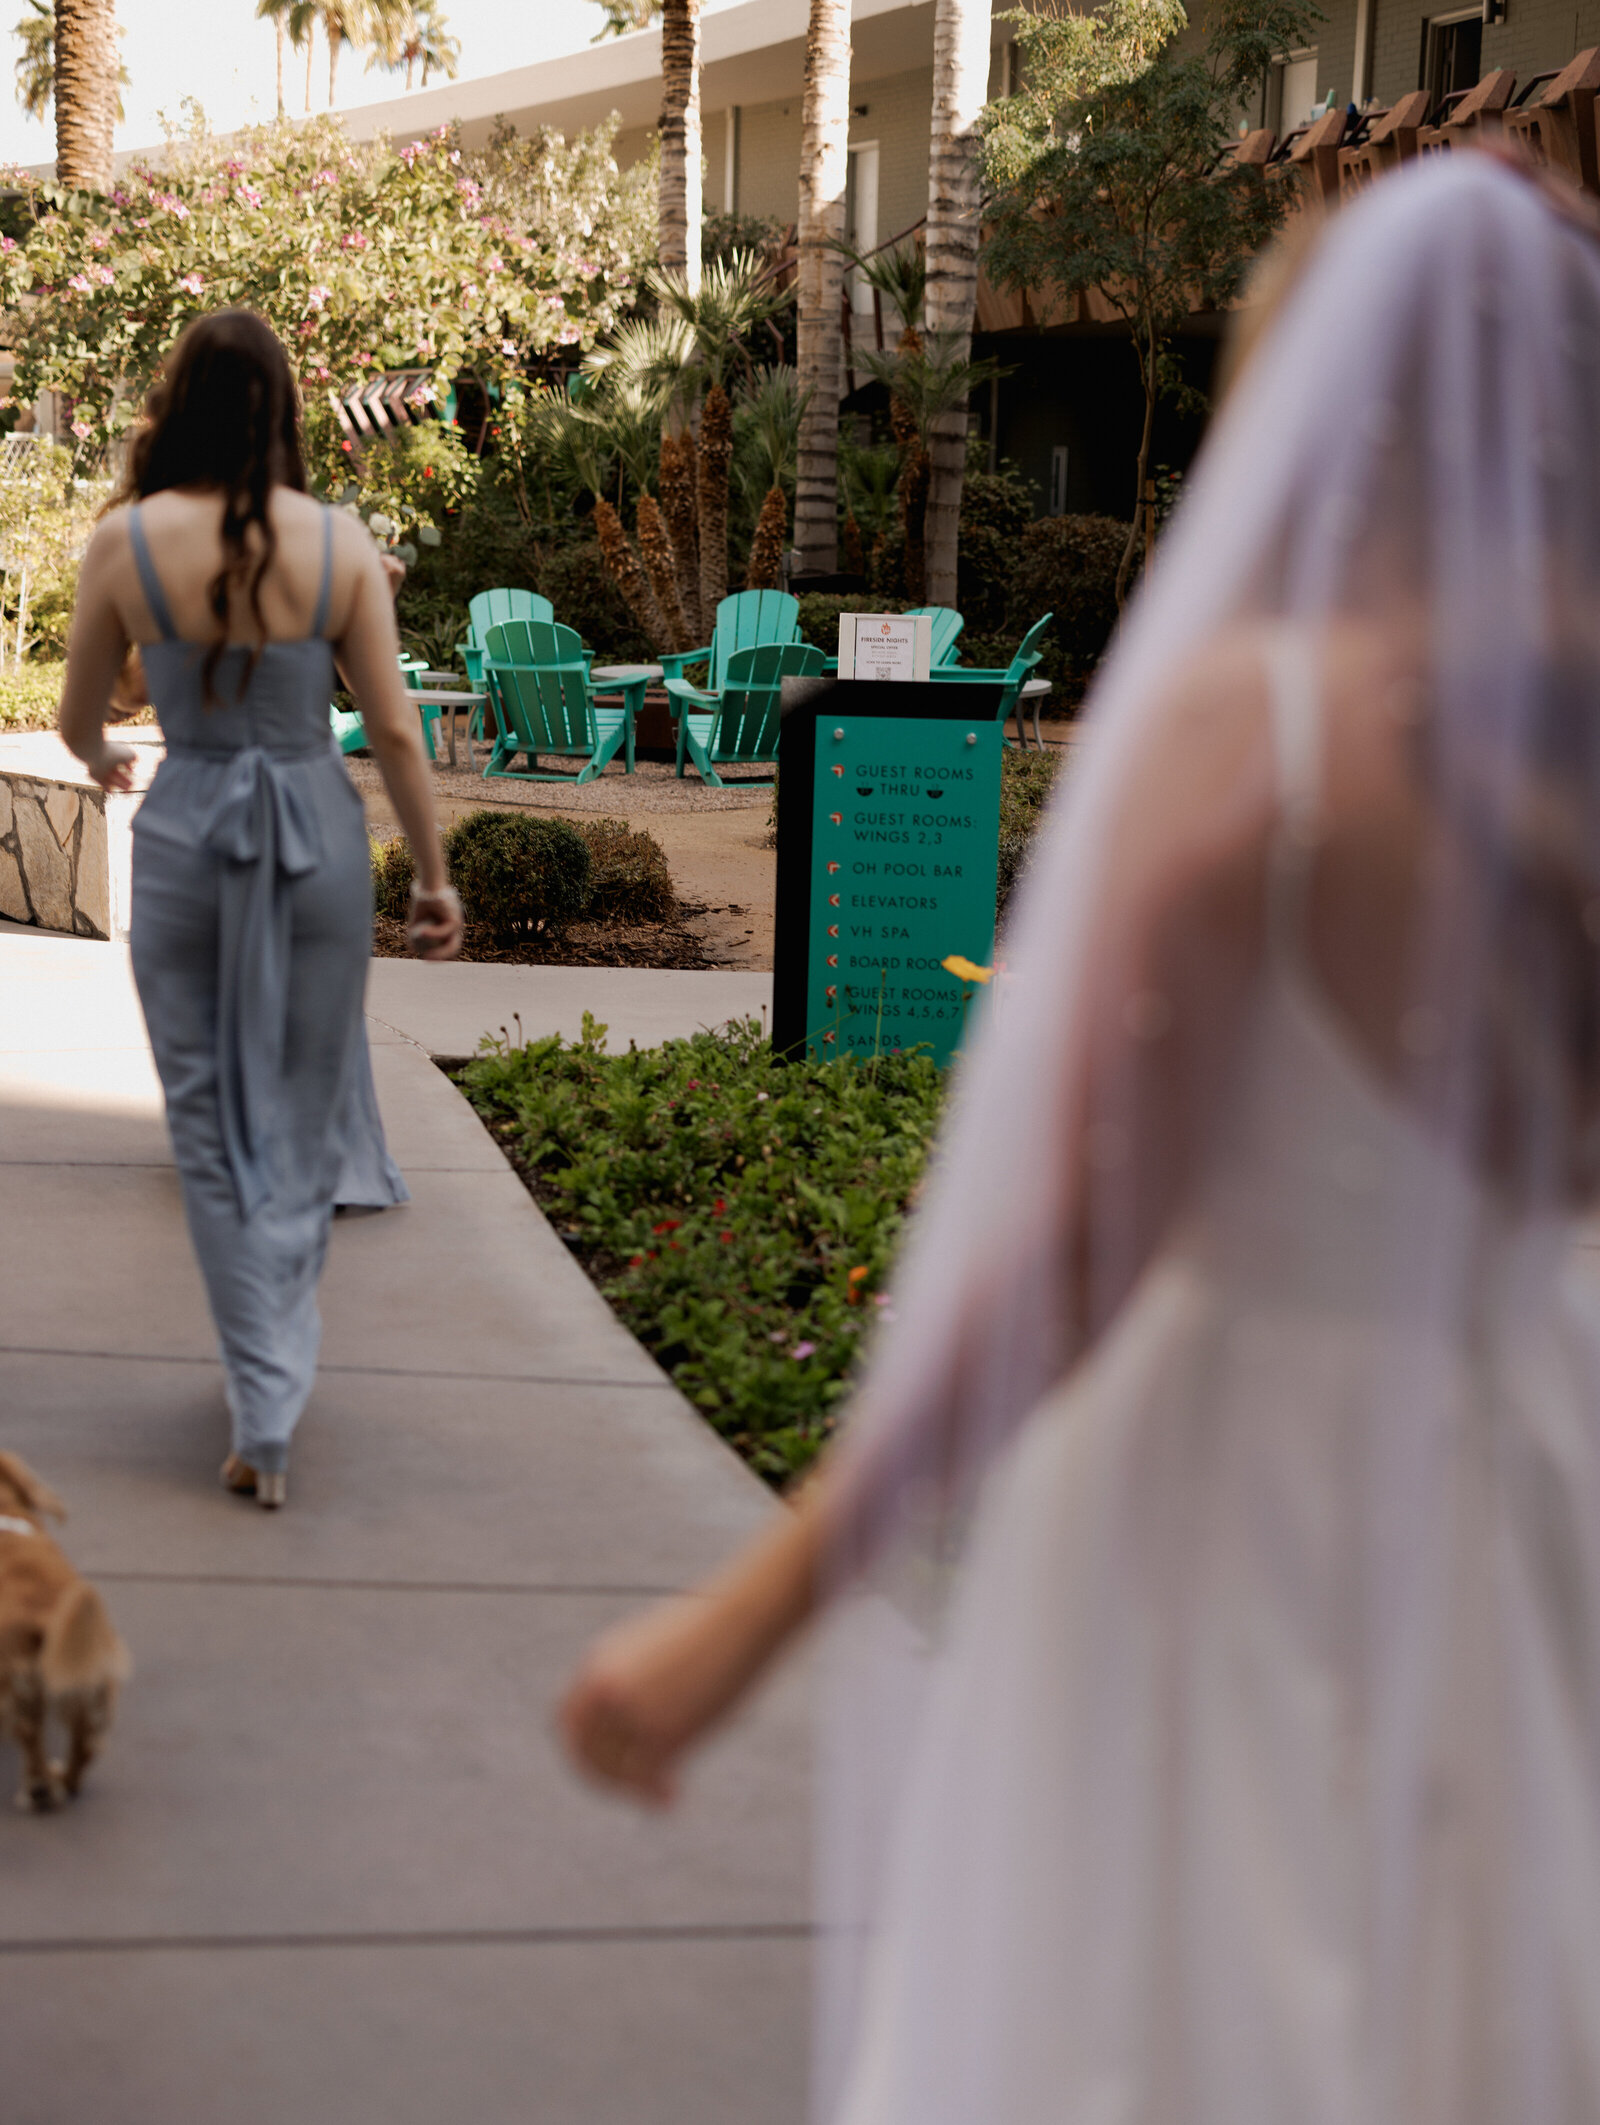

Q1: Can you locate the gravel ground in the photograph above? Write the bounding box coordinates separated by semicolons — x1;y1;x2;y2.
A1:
343;753;773;816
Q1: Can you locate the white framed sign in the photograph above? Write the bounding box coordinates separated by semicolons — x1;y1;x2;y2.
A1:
838;611;933;682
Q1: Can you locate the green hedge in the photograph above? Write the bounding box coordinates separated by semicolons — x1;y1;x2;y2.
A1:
458;1015;944;1480
0;664;64;732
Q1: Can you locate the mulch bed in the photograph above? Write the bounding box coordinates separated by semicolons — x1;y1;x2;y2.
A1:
371;908;718;969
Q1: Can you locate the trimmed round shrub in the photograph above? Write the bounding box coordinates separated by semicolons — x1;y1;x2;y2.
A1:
1007;516;1132;681
996;749;1062;922
576;817;676;924
444;809;593;942
795;591;907;655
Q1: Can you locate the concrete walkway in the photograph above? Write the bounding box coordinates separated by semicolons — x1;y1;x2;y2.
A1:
1;924;808;2125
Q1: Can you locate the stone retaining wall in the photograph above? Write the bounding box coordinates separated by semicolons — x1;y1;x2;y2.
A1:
0;731;158;941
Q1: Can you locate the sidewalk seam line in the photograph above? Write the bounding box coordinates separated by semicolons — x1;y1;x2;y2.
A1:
0;1924;817;1956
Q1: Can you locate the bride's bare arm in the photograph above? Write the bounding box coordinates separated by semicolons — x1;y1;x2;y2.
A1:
330;521;460;957
561;646;1276;1804
58;519;137;790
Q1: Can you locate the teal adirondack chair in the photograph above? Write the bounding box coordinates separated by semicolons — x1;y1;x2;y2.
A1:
329;702;366;753
457;589;555;692
669;640;825;786
931;613;1053;741
903;606;966;667
658;589;803;692
481;619;631;784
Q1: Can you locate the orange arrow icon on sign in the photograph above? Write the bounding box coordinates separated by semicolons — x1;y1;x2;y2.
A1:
827;861;840;873
827;924;838;937
829;812;842;825
827;954;838;968
828;893;840;906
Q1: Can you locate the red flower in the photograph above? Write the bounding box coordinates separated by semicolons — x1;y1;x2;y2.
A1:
651;1219;681;1235
713;1197;726;1213
719;1230;734;1244
628;1254;644;1268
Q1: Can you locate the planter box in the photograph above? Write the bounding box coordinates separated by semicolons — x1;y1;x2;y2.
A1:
0;730;162;942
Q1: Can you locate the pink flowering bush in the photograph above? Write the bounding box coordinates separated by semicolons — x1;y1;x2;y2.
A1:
0;112;653;482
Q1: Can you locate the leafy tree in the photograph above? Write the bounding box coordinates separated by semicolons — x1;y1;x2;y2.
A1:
981;0;1320;601
0;113;654;484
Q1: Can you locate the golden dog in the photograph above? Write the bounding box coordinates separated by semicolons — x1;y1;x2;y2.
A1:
0;1451;129;1811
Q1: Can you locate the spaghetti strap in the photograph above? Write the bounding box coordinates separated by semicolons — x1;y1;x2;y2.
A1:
127;503;177;641
310;506;334;640
1263;628;1322;968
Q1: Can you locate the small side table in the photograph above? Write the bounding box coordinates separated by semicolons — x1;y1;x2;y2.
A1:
1020;677;1052;753
409;688;488;771
588;664;663;774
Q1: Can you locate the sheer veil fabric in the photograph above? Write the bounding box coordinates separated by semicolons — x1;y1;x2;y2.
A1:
818;154;1600;2124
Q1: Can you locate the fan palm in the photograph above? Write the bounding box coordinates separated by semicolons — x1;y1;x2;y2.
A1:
529;385;675;650
733;366;807;588
646;249;794;616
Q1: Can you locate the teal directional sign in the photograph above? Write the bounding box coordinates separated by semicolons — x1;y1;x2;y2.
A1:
773;678;1006;1066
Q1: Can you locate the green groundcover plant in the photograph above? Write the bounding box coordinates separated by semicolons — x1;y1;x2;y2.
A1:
457;1014;945;1482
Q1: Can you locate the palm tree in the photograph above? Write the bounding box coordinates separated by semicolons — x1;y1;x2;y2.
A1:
53;0;117;190
13;0;50;118
794;0;851;578
859;332;1000;600
647;250;793;618
922;0;992;604
256;0;290;115
659;0;701;292
585;314;700;632
367;0;459;89
530;385;672;649
735;366;807;590
13;0;128;124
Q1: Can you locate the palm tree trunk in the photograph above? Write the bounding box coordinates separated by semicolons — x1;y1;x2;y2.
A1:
637;495;693;651
746;486;788;590
304;21;315;111
659;0;702;294
592;497;670;649
328;22;341;105
922;0;991;606
406;50;414;88
274;18;285;115
794;0;851;577
658;430;702;640
54;0;116;191
696;380;733;622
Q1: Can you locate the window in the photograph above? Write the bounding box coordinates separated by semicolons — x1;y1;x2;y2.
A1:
1268;48;1320;135
1422;10;1483;114
1049;446;1070;517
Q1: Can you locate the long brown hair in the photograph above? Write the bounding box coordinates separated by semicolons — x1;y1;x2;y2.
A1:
122;308;307;700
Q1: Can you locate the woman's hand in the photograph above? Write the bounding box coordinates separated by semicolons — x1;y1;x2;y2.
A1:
379;553;407;601
560;1495;827;1806
406;881;463;961
82;739;137;793
560;1594;764;1807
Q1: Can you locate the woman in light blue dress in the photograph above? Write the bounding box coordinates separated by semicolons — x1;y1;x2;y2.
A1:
58;310;462;1509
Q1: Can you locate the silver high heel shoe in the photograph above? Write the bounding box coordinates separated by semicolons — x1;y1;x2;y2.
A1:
220;1454;287;1511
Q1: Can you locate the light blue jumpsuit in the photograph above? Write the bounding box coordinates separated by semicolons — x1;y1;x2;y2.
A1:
127;502;407;1475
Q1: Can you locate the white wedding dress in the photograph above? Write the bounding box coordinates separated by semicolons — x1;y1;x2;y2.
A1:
832;640;1600;2125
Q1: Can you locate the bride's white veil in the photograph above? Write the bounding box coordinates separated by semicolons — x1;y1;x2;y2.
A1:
815;151;1600;2121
